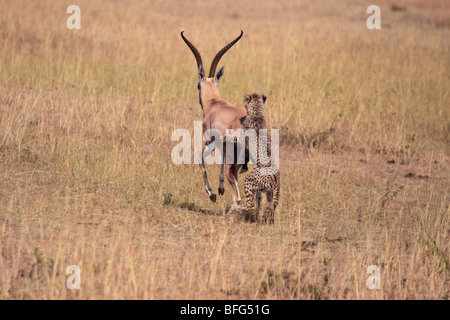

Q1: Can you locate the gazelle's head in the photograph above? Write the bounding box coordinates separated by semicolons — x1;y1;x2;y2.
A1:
181;30;243;109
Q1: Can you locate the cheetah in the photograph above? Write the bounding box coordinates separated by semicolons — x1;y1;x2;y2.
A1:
225;93;280;224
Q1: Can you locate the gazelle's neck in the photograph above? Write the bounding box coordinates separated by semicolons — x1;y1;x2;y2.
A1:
201;78;221;115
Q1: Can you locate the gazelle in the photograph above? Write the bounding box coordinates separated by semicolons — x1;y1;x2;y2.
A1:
181;30;247;206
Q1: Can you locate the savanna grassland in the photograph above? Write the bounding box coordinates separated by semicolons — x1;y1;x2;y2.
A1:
0;0;449;299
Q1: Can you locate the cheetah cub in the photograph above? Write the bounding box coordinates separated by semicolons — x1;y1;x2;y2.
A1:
227;93;280;224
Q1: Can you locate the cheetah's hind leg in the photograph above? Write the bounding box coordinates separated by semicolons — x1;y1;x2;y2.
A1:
261;190;275;224
262;204;275;225
254;191;262;223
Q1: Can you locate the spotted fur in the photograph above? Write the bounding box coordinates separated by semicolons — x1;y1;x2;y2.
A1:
226;93;280;224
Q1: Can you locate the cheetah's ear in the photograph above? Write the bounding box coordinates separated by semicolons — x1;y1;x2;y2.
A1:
262;94;267;103
244;94;251;103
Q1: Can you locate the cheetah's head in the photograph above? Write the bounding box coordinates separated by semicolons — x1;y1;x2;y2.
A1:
243;93;267;117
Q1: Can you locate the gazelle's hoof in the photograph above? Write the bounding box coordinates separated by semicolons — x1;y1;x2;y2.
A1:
218;186;225;196
209;193;217;203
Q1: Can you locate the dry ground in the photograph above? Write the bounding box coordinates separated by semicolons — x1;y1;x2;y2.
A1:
0;0;449;299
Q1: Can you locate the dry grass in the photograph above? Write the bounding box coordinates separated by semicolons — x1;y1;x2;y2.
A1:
0;0;449;299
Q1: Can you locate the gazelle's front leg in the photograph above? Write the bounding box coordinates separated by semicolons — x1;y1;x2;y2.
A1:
199;142;217;202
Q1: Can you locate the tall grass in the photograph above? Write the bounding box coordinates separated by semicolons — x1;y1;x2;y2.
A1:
0;0;448;299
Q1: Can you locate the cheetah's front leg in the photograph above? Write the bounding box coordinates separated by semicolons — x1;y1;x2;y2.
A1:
240;171;258;221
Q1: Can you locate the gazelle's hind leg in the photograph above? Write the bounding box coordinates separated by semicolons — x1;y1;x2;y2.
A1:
225;164;245;215
225;164;242;205
199;142;217;202
218;152;225;196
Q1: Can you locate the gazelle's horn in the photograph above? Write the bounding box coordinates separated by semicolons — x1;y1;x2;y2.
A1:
208;30;243;78
181;31;203;69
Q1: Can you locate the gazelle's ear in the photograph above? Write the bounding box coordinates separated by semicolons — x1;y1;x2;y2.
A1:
215;66;225;85
198;65;205;83
262;94;267;103
244;94;251;103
